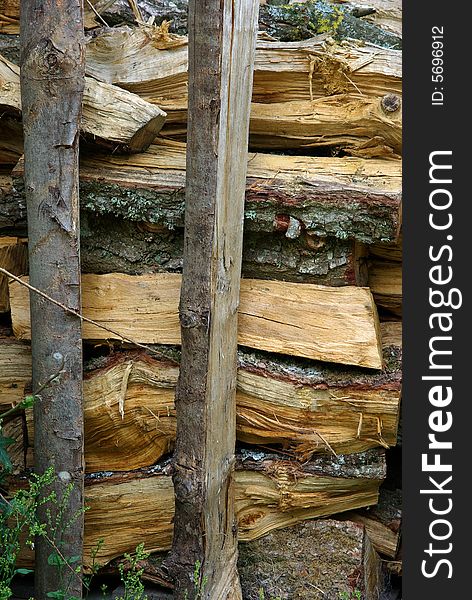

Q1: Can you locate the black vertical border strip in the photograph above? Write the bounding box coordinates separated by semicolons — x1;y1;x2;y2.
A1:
403;1;469;597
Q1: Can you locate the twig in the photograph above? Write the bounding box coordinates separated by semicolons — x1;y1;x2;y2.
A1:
127;0;145;24
0;267;170;360
85;0;109;27
0;359;64;419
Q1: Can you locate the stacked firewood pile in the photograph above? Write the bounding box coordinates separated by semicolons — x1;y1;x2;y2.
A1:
0;1;402;598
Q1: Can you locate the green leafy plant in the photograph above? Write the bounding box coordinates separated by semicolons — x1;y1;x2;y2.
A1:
116;543;149;600
339;590;362;600
182;560;208;600
0;395;36;480
0;467;55;600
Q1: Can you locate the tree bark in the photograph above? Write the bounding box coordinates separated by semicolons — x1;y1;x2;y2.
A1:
168;1;259;598
20;1;85;597
8;141;403;244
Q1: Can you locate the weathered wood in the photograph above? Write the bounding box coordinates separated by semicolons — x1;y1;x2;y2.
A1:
168;1;259;596
1;319;400;472
9;138;402;243
369;259;402;316
162;95;402;156
238;519;382;599
0;235;27;311
12;449;385;569
9;273;384;368
20;0;85;596
85;26;402;107
0;54;166;152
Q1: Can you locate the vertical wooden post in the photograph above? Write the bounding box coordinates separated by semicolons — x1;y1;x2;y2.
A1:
169;1;259;598
20;2;85;597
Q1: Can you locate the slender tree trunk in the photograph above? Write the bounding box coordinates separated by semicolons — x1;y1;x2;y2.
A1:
19;2;85;597
168;1;259;598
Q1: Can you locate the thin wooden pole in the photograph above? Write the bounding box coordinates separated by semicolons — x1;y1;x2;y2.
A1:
20;2;85;597
168;1;259;598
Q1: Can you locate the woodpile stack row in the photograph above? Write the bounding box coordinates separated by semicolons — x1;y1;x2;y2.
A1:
0;1;402;598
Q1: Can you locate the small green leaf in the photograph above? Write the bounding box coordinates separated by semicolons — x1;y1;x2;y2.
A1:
46;591;65;599
68;555;81;564
47;552;65;566
14;568;34;576
20;395;36;409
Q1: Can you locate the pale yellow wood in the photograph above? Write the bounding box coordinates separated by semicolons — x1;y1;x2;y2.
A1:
369;260;402;316
249;96;401;156
15;462;381;568
9;273;383;368
370;234;403;262
1;0;117;33
82;466;381;567
85;26;402;108
81;136;403;195
0;55;166;152
380;321;402;349
0;236;27;312
2;341;399;471
0;340;31;408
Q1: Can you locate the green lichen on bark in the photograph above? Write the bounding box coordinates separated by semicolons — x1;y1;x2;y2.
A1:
257;1;402;49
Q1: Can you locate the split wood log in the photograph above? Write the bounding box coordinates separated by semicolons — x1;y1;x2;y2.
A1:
0;117;22;165
339;487;402;558
80;215;369;286
1;326;400;472
9;273;383;368
1;0;119;33
86;0;401;48
12;449;386;568
0;338;31;409
86;449;386;568
85;26;402;107
163;95;402;156
238;518;382;599
0;206;369;285
370;233;402;262
0;235;26;311
369;259;402;317
10;138;402;243
0;54;166;152
249;96;401;155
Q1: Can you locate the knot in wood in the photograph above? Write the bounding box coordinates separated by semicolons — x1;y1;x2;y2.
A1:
381;94;401;114
179;308;209;329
